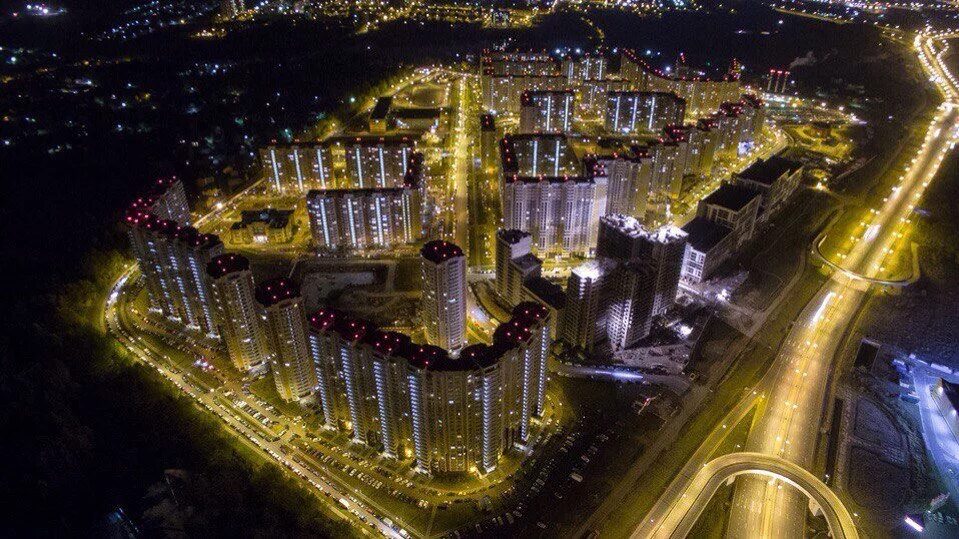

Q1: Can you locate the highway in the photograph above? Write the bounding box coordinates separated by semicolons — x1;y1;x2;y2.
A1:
633;31;959;539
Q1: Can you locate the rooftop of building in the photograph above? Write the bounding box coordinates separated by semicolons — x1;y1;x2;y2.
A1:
503;174;593;184
421;240;464;264
697;117;719;130
124;208;157;228
497;228;531;244
522;276;566;309
737;154;802;186
512;301;551;323
701;182;761;212
719;101;745;117
127;177;182;212
174;225;222;250
328;134;417;146
206;253;250;279
681;216;733;253
255;278;301;307
571;258;618;281
510;253;542;273
601;214;687;243
307;300;550;372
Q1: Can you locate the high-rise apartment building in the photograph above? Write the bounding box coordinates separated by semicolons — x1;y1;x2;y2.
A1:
560;258;617;354
600;155;654;220
260;143;334;194
124;210;222;335
604;91;686;134
304;302;552;474
128;177;191;226
342;135;416;189
519;90;575;133
597;214;688;319
562;54;607;83
605;261;658;351
620;51;742;116
501;177;604;256
207;253;268;374
420;241;467;353
306;186;423;252
495;229;543;306
256;278;317;402
172;225;224;337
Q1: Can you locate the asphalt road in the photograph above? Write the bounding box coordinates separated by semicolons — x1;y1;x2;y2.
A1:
632;30;959;539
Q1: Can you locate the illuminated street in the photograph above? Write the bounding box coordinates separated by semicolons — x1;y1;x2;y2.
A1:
12;2;959;537
633;29;959;539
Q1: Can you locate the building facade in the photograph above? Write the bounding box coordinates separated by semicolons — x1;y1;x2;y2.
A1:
306;186;424;252
207;253;269;374
260;143;334;194
342;136;416;189
519;90;575;133
420;241;467;353
256;278;317;402
128;177;192;226
605;91;686;134
306;302;551;474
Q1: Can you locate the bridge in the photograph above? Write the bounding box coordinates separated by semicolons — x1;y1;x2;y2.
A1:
633;452;859;539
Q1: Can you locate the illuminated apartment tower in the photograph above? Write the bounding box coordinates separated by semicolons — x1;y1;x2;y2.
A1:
256;279;317;402
331;315;378;444
601;155;654;220
260;143;334;194
605;91;686;135
207;253;268;374
518;90;575;133
172;226;224;337
305;186;423;252
124;211;178;317
560;259;617;354
497;302;552;442
123;208;222;335
343;136;415;189
367;330;415;459
420;241;467;353
407;344;486;472
304;305;552;473
128;177;192;226
562;54;607;82
495;229;541;306
597;214;688;317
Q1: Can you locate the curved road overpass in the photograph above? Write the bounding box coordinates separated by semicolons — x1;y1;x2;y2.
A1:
632;452;858;539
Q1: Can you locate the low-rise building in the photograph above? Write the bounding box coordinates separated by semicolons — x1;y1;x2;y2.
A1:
229;208;294;244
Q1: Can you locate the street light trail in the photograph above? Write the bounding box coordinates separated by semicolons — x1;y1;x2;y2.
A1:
634;30;959;539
